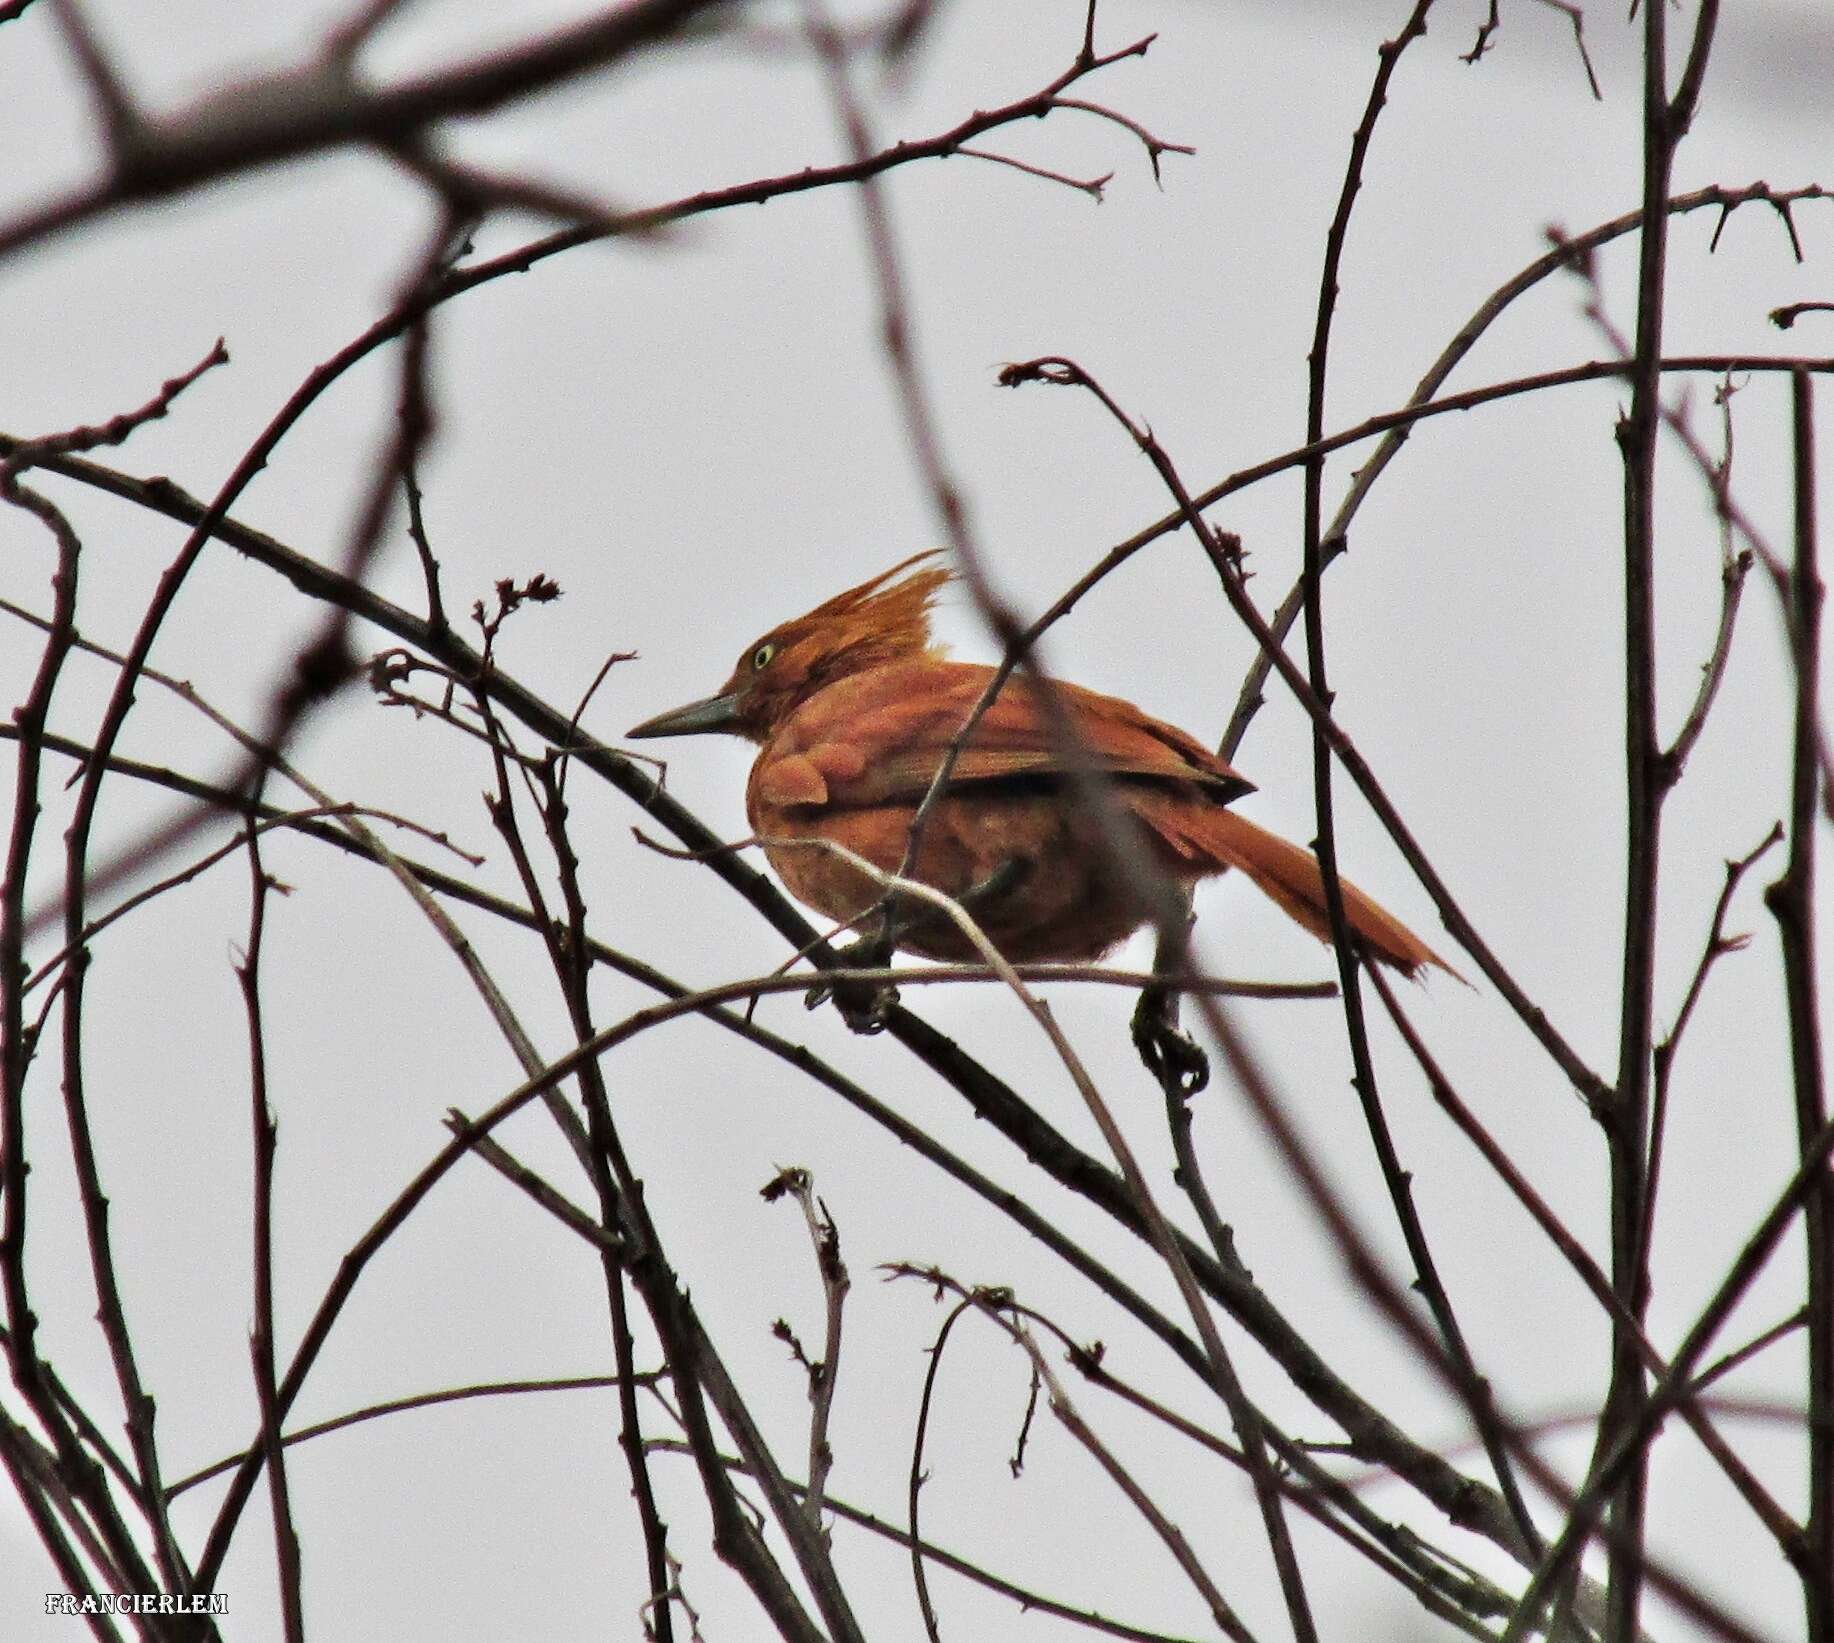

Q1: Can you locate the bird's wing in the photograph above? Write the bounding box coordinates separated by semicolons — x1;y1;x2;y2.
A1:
757;664;1255;809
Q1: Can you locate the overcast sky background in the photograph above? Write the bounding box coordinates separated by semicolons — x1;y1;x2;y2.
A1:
2;1;1832;1638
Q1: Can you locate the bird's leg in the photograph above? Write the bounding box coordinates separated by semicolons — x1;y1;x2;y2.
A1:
807;857;1032;1034
1131;898;1209;1096
805;900;901;1033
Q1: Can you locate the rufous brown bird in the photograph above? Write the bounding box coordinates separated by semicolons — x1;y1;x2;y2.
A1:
628;553;1445;1001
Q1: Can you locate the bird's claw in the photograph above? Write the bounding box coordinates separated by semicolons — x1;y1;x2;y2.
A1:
812;976;901;1033
1131;987;1210;1096
807;932;900;1034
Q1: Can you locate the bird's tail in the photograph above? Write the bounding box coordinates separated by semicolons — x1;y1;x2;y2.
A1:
1148;802;1449;977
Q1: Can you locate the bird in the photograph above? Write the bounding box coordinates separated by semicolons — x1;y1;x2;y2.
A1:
627;553;1445;1015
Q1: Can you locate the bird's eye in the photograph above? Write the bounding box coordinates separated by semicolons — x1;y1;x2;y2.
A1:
751;642;777;671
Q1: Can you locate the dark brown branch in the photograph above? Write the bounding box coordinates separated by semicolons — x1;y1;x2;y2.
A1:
3;340;227;471
1049;95;1194;183
1302;4;1537;1562
235;818;303;1643
0;1406;127;1641
0;1;1165;264
0;482;80;1435
0;475;178;1611
1694;1311;1812;1398
1027;1309;1516;1637
523;753;679;1643
0;0;731;258
1663;544;1752;781
1768;366;1833;1638
1589;8;1722;1628
1670;0;1721;135
905;1293;974;1641
454;662;679;1633
0;355;225;1591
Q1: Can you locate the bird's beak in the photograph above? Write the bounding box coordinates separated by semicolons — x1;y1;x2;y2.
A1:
627;690;743;739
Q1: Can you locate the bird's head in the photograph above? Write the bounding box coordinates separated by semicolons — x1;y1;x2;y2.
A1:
628;551;951;744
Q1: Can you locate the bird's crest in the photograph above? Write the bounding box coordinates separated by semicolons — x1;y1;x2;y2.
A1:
799;549;951;656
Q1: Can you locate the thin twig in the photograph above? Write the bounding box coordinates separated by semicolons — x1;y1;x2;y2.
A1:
1461;0;1601;100
169;1373;653;1498
762;1169;849;1539
0;0;1169;263
236;815;304;1643
920;1281;1257;1642
1775;302;1834;331
481;706;677;1640
1645;825;1784;1277
440;1118;622;1251
956;145;1111;199
905;1292;975;1641
649;1432;1210;1643
1661;378;1754;779
1220;185;1833;766
1049;95;1194;184
1587;0;1677;1613
1694;1310;1811;1397
1300;2;1540;1562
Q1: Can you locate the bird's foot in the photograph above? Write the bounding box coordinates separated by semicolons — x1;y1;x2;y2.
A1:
803;860;1029;1036
1131;985;1209;1096
806;928;900;1034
